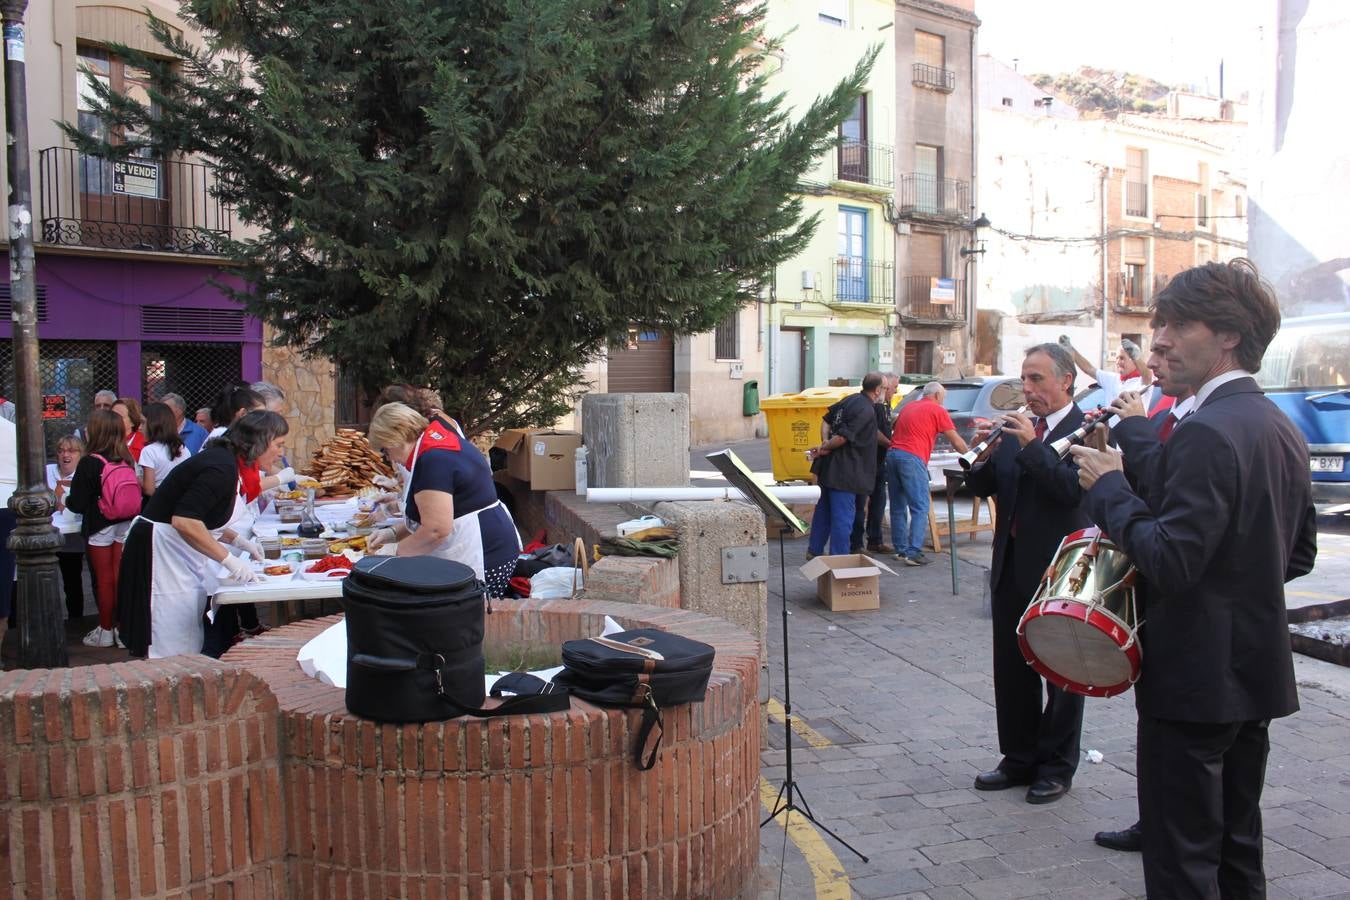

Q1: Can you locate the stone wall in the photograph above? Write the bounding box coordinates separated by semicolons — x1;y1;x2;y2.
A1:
261;331;337;466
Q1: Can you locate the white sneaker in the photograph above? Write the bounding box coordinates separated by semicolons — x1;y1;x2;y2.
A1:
114;629;127;649
82;626;115;648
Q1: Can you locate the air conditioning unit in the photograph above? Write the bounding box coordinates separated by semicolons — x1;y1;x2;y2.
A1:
801;270;816;290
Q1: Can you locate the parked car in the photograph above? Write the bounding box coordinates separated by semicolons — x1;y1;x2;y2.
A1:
894;376;1025;488
1254;312;1350;504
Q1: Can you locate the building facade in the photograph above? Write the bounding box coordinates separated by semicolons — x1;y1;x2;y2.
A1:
0;0;335;461
976;56;1247;375
892;0;979;377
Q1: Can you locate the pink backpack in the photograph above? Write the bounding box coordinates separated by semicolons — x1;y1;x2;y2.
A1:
92;453;142;521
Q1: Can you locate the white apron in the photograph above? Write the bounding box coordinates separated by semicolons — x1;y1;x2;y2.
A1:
147;482;249;659
402;429;519;581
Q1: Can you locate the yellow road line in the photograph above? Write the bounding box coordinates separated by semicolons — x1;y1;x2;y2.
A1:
1288;589;1347;601
759;776;853;900
762;697;852;898
766;697;833;749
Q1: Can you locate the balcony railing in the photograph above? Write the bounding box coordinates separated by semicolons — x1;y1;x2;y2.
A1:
912;62;955;92
835;139;894;188
831;257;894;304
1125;180;1148;217
898;174;969;220
38;146;232;255
1111;272;1171;308
901;275;965;321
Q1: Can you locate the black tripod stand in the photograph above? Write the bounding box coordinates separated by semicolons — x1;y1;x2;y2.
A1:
760;526;868;862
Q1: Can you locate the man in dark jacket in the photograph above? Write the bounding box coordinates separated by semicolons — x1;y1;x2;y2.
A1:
965;343;1088;805
807;373;886;556
1072;259;1317;897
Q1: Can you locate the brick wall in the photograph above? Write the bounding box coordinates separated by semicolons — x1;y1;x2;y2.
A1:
0;658;285;898
228;600;761;898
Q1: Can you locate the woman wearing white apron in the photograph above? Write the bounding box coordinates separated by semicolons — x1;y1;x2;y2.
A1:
366;402;521;597
118;412;289;659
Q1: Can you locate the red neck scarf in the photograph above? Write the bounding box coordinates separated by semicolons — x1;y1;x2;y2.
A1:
405;419;462;469
237;458;262;502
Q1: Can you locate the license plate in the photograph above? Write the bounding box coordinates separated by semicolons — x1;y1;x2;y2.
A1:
1311;455;1345;473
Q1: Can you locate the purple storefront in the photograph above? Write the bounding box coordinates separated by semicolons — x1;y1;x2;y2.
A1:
1;249;262;453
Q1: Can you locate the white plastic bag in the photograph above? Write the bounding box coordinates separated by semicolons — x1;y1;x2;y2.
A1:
529;566;584;599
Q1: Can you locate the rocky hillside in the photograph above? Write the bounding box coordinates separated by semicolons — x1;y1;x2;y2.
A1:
1031;66;1171;114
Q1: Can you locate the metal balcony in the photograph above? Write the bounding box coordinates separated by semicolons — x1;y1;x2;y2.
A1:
898;174;969;221
835;140;894;189
38;146;232;255
912;62;955;92
1125;180;1148;217
900;275;965;321
831;257;894;304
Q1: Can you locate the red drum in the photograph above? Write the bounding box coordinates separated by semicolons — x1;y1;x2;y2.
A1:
1016;526;1141;698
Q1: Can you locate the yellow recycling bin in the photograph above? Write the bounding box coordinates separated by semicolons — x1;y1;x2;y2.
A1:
759;386;857;483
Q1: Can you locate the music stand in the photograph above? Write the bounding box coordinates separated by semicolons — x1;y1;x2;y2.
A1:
704;450;868;862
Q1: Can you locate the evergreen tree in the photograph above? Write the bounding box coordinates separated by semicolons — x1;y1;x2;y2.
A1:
74;0;874;434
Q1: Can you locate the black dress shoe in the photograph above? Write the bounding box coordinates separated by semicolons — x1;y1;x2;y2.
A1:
1025;777;1070;804
973;769;1033;791
1094;821;1142;852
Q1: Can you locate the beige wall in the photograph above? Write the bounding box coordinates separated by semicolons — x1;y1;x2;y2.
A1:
678;302;766;446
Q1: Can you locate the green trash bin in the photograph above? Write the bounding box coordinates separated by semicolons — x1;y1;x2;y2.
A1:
742;379;760;416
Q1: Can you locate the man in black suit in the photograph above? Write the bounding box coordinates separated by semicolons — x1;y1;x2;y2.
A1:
965;342;1089;805
1071;259;1318;897
1093;348;1195;853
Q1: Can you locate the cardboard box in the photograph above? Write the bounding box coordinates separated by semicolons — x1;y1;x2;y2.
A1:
493;429;583;491
798;553;898;612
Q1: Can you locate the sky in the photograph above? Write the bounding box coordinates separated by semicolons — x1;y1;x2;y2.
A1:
976;0;1266;100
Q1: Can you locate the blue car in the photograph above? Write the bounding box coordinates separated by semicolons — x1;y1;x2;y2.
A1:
1255;312;1350;503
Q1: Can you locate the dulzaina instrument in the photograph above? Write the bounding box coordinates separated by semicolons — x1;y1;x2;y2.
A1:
1016;526;1141;698
1048;406;1117;459
957;404;1029;470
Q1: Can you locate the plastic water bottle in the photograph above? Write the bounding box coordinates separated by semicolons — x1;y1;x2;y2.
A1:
575;445;588;496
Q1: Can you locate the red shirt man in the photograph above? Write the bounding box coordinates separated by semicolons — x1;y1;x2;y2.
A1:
890;388;964;463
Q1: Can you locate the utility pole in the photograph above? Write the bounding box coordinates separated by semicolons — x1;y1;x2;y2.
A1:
4;0;67;668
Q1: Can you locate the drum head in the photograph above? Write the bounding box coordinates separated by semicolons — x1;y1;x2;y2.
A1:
1021;609;1135;692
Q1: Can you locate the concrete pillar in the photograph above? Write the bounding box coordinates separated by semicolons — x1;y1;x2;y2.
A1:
582;393;690;488
653;499;767;661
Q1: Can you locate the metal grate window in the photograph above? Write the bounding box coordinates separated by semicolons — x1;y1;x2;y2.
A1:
0;285;50;322
141;307;247;336
714;311;740;360
0;339;119;458
141;342;243;415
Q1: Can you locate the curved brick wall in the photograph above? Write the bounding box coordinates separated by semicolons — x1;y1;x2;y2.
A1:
225;598;760;899
0;657;285;898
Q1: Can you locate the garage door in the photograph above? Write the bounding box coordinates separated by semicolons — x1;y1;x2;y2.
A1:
828;333;871;383
607;329;675;393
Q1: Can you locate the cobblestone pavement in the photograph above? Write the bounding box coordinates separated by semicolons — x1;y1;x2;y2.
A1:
694;439;1350;900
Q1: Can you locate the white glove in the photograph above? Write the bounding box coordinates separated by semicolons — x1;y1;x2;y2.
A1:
367;527;397;552
221;554;262;584
271;467;297;486
230;535;265;561
372;474;400;490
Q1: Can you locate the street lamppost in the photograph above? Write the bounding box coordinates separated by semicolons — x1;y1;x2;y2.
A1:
959;212;991;348
4;0;67;668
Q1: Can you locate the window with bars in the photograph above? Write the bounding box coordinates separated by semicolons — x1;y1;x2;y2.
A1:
1125;147;1148;216
714;311;740;361
141;342;244;418
0;340;119;459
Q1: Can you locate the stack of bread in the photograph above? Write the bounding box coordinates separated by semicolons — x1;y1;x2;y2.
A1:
302;428;397;497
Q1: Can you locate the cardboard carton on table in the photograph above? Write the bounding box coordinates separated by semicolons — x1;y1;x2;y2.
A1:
799;553;897;612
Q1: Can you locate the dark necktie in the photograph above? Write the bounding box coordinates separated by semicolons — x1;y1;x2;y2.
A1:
1012;418;1049;539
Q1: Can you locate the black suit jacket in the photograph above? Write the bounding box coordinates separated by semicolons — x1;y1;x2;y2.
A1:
965;406;1091;599
1087;377;1317;723
1115;408;1171;506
